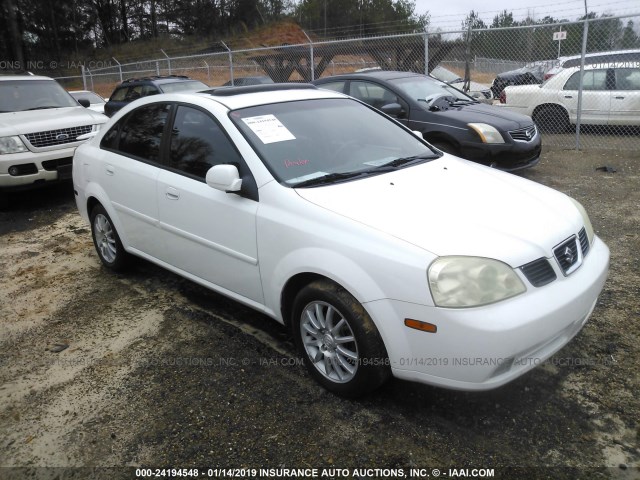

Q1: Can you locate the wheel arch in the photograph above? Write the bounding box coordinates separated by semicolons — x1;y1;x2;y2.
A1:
422;131;460;147
84;183;130;248
532;102;571;120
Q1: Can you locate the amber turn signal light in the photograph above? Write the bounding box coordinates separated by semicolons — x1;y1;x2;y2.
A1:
404;318;437;333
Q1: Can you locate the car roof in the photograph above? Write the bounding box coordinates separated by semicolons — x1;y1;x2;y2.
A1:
563;61;638;72
558;48;640;65
0;75;56;81
314;70;426;82
130;84;347;111
118;75;199;86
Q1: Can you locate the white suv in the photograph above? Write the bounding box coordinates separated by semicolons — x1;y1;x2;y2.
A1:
0;74;107;193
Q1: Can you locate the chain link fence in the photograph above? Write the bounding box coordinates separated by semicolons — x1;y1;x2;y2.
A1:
56;14;640;151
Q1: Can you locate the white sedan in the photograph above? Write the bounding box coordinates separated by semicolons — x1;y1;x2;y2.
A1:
73;84;609;397
498;62;640;132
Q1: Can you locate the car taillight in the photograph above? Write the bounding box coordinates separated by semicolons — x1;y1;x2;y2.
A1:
499;91;506;104
544;73;554;81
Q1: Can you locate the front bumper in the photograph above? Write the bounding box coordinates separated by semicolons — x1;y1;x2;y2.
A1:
365;236;609;390
0;147;76;190
459;133;542;171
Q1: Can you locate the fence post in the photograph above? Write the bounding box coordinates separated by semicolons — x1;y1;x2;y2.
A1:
203;60;210;82
463;24;472;92
221;41;234;85
423;26;429;75
302;30;314;81
112;57;123;82
81;64;87;90
161;49;171;75
575;9;590;149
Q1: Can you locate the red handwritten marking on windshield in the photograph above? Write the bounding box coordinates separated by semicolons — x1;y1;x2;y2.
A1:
284;159;310;167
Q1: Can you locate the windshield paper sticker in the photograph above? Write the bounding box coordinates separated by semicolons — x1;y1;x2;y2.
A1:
241;115;296;144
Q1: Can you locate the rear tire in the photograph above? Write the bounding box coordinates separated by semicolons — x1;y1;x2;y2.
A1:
90;204;129;271
292;280;390;398
533;105;570;134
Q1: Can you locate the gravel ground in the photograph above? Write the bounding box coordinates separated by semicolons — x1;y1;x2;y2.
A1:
0;148;638;480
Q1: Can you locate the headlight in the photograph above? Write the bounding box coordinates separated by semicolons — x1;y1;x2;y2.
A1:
468;123;505;144
0;136;28;154
428;256;526;308
570;197;594;245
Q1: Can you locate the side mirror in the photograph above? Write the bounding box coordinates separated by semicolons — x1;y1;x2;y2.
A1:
206;164;242;192
381;102;404;118
78;98;91;108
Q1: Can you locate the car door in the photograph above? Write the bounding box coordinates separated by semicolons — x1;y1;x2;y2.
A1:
347;81;409;126
561;69;611;124
610;67;640;126
156;104;263;303
98;103;170;259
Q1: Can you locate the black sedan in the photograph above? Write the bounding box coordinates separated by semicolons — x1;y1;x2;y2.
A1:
313;71;540;171
490;65;545;98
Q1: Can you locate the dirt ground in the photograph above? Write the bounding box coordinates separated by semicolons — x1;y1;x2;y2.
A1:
0;147;639;480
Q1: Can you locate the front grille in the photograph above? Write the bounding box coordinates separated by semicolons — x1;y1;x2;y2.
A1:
42;157;73;171
554;236;580;275
509;125;537;142
578;227;590;256
520;258;557;287
24;125;92;148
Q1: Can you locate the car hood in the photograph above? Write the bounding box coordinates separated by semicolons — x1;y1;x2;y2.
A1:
0;107;106;136
295;156;581;267
424;102;534;129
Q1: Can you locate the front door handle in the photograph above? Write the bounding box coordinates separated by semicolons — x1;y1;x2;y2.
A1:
105;165;115;175
166;187;180;200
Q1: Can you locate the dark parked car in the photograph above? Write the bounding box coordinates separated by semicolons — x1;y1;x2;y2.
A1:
313;71;541;171
222;76;274;86
104;75;208;117
490;65;545;98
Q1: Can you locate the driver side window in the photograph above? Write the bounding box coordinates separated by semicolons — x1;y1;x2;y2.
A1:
349;81;399;109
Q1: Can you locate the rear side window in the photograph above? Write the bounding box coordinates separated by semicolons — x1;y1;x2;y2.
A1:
117;103;171;163
168;106;242;179
564;70;607;91
614;68;640;90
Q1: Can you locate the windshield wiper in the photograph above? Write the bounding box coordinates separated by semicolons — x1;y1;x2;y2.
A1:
292;171;370;188
24;106;60;111
378;153;441;169
452;99;478;105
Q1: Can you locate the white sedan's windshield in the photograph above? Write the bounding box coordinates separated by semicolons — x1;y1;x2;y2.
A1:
230;98;437;186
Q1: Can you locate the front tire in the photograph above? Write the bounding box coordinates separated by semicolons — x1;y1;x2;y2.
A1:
90;204;129;271
292;280;390;397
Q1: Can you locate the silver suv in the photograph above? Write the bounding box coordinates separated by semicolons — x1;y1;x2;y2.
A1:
0;74;107;194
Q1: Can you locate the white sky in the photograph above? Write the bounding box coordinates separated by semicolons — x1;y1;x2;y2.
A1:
413;0;640;30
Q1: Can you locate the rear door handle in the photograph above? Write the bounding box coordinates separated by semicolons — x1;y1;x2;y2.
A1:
615;96;625;100
165;187;180;200
564;95;573;98
105;165;115;175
